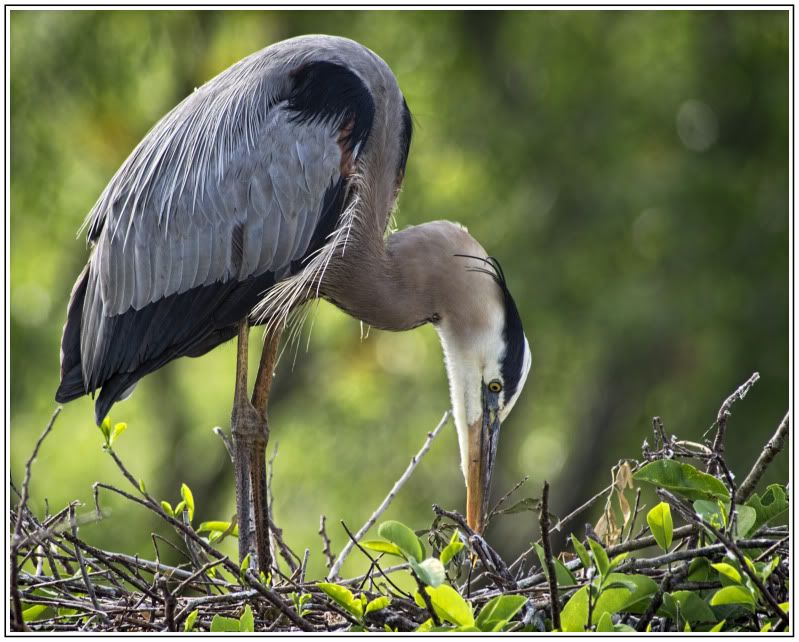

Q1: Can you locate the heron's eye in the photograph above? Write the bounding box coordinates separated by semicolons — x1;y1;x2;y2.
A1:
488;380;503;393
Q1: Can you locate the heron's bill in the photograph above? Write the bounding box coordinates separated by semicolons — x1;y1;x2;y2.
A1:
466;396;501;534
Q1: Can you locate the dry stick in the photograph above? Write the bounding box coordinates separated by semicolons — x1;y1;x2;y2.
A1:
68;504;108;625
755;536;789;563
158;576;177;632
243;570;314;631
319;515;336;571
660;489;788;627
327;410;450;580
707;372;760;475
736;412;789;503
538;482;560;631
12;407;62;546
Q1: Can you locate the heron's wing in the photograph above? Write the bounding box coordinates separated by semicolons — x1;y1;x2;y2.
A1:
57;56;376;418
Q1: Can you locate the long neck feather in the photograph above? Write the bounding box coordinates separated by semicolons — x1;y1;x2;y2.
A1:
321;218;494;333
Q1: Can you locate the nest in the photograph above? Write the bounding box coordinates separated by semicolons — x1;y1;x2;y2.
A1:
9;373;789;632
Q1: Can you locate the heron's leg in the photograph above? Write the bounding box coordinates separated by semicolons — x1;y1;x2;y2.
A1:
247;326;282;575
231;318;260;565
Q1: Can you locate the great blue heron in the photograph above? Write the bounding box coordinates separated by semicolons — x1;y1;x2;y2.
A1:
55;34;532;571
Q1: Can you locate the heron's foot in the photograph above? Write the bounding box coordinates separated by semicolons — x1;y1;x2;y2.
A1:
231;398;271;573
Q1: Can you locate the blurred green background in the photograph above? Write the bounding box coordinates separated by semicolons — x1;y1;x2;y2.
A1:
10;10;789;579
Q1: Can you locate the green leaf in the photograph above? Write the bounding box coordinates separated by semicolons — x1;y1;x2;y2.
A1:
410;557;446;587
318;582;362;619
475;594;527;632
174;500;187;516
687;556;712;581
608;552;630;572
210;615;240;632
660;591;717;623
615;623;637;632
138;478;146;494
533;543;576;586
560;573;657;631
22;604;48;622
239;604;254;632
712;562;742;584
361;539;404;558
183;609;199;632
634;460;729;501
734;505;757;538
109;422;127;445
440;530;465;566
570;534;591;570
198;520;238;536
761;556;781;582
646;502;673;550
98;417;111;444
180;483;195;522
596;611;614;632
587;539;609;577
160;500;174;517
709;619;726;632
365;596;391;615
559;587;590;632
694;500;727;530
746;484;789;533
603;573;659;614
710;586;755;611
416;585;474;627
377;520;423;562
240;553;251;580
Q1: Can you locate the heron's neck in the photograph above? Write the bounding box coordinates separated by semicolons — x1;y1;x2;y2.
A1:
321;223;451;331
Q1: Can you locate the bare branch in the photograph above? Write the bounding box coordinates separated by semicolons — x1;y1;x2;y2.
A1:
736;412;789;503
539;481;560;630
707;372;760;474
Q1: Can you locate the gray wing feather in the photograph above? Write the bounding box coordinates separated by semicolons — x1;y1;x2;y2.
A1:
87;99;341;320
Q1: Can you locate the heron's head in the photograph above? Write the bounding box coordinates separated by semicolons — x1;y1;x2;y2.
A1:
433;242;532;534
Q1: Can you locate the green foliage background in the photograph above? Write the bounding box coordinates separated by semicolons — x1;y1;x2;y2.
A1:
10;10;789;579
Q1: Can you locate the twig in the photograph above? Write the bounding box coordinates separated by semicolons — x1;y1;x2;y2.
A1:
68;504;108;624
623;488;642;543
319;515;335;571
414;575;441;626
327;410;449;579
158;575;176;632
538;482;560;630
634;562;689;631
243;570;314;631
736;412;789;502
13;407;62;546
487;475;529;521
213;426;235;463
707;372;759;475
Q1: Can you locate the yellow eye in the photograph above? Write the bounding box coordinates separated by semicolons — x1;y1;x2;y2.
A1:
488;380;503;393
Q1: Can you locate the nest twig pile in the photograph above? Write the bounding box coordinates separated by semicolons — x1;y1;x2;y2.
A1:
9;374;790;632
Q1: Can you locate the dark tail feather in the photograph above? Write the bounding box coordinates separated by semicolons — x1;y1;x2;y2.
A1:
55;364;86;403
55;265;89;403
